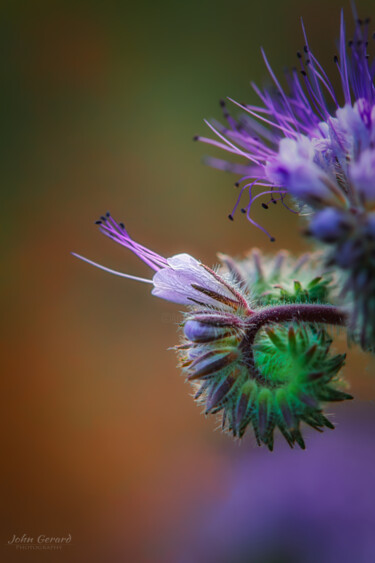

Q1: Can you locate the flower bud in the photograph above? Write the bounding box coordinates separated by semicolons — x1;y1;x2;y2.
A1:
308;208;353;243
184;319;238;343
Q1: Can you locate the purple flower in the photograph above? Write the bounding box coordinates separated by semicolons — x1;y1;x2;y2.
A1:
72;213;251;312
199;9;375;350
198;12;375;234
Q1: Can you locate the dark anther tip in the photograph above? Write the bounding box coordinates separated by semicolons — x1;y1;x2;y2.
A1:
95;220;102;225
300;70;307;77
262;203;269;209
234;181;240;187
241;208;246;213
303;45;308;53
333;55;339;63
348;40;353;47
270;237;276;242
296;51;302;58
228;214;234;221
119;222;125;229
106;211;111;217
100;216;107;221
219;99;226;107
193;135;199;141
357;18;363;25
272;199;277;205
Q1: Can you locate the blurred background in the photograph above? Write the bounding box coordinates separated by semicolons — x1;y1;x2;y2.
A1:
2;0;375;561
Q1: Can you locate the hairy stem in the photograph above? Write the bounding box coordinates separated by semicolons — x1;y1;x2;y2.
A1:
241;304;348;384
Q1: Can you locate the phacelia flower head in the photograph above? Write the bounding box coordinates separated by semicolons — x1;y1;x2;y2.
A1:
198;8;375;350
74;214;350;450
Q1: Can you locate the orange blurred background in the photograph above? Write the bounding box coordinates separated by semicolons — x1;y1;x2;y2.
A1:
2;1;375;561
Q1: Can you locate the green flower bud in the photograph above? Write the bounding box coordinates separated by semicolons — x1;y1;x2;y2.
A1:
219;249;335;307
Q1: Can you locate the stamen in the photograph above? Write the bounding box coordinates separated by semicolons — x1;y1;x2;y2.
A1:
261;48;301;133
219;98;237;129
340;10;352;104
300;18;329;116
98;214;168;271
229;181;257;219
204;120;261;165
228;98;298;138
245;189;284;241
197;135;257;159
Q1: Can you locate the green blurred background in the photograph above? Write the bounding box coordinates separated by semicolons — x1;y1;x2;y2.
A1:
2;0;375;561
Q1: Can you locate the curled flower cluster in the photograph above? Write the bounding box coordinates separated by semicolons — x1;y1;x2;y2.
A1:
198;10;375;350
74;215;350;450
178;274;350;450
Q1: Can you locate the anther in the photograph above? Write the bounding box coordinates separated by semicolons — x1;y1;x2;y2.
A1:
234;181;240;187
241;208;246;213
348;40;353;47
303;45;308;53
119;222;125;229
262;203;269;210
95;220;102;225
300;70;307;77
193;135;199;141
296;51;302;59
228;214;234;221
333;55;339;63
270;237;276;242
106;211;111;217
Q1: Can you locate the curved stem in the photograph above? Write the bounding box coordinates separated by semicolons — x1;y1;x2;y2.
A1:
245;304;347;334
241;304;348;384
